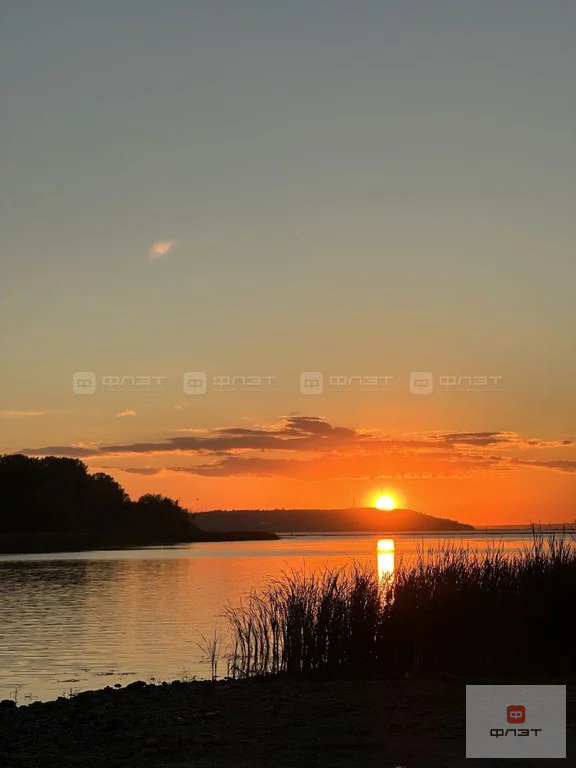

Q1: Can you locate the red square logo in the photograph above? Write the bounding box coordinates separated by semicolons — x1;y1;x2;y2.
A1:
507;705;525;724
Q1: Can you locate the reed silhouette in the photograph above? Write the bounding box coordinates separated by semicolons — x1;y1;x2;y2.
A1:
226;528;576;680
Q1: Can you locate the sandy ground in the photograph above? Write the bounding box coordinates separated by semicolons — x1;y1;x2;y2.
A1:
1;677;573;767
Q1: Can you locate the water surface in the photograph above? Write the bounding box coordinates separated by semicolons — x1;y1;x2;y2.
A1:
0;530;550;702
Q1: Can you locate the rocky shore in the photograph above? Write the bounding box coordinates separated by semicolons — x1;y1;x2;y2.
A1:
1;677;572;767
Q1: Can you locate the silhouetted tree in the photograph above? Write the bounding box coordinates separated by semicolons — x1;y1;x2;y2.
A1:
0;454;197;542
132;493;193;538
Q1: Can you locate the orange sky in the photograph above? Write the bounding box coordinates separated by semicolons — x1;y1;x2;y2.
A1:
117;460;575;527
2;4;575;528
113;466;576;526
5;409;572;526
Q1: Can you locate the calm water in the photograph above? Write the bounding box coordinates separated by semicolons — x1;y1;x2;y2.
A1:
0;530;553;702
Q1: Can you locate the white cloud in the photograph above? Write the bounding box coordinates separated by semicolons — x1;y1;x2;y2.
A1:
116;410;136;418
148;239;177;260
0;410;45;417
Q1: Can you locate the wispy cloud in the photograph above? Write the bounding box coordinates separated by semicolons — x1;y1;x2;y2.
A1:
0;410;45;418
116;410;136;418
18;418;576;481
148;239;177;260
511;459;576;473
118;467;161;475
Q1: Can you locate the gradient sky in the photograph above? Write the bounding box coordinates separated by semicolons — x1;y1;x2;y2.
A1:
1;1;575;524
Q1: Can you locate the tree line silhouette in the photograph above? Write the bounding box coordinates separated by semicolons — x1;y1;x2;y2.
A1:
0;454;195;542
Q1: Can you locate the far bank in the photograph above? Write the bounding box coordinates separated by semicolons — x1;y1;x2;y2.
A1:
0;529;279;555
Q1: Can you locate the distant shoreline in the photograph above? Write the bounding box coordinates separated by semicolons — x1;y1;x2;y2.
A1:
195;507;476;534
276;525;575;536
0;529;279;555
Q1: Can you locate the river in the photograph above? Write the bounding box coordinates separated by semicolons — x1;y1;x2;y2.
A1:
0;529;557;702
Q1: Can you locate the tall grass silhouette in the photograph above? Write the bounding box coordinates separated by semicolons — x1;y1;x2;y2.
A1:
225;528;575;679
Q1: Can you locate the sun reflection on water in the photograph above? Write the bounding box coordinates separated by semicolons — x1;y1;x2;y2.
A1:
376;538;395;582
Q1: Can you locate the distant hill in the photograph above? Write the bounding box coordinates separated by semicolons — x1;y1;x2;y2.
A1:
196;507;475;533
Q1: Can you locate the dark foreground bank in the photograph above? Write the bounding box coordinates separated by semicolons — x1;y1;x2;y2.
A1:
1;677;573;768
0;529;279;554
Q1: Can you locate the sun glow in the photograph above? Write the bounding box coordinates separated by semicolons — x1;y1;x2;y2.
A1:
375;494;395;511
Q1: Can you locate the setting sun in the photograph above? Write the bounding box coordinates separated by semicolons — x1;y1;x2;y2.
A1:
375;495;396;511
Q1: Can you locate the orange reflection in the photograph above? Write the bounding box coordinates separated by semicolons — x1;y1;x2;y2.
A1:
376;538;395;582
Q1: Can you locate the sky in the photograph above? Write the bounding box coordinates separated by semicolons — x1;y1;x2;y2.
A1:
1;1;575;524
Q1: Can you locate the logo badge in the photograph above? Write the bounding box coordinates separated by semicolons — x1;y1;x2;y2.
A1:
72;372;96;395
409;371;433;395
183;372;207;395
466;684;565;759
300;372;323;395
507;705;525;724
